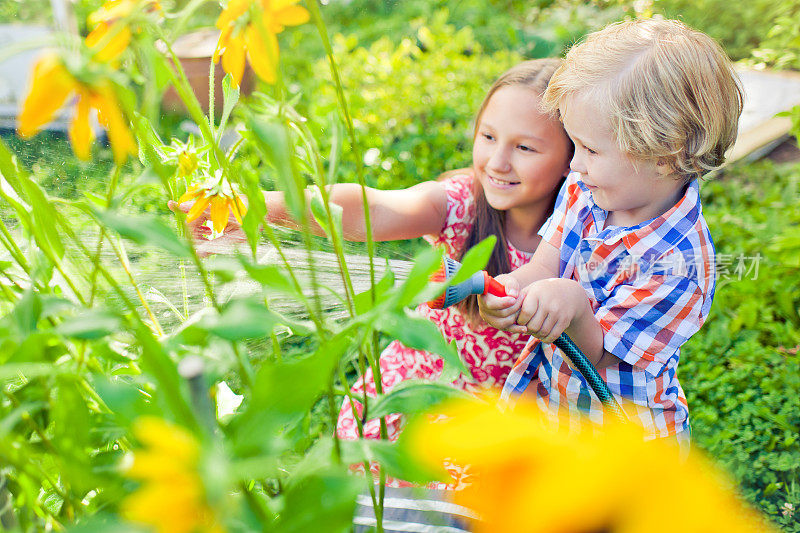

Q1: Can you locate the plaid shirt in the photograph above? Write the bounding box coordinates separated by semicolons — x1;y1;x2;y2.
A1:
502;172;716;438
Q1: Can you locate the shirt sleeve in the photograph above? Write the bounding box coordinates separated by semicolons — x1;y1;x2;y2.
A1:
539;172;579;248
596;274;706;376
423;174;475;255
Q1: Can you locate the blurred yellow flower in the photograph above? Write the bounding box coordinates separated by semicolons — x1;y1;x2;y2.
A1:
85;0;162;62
403;397;775;533
17;53;136;165
178;150;199;178
179;173;247;236
213;0;309;85
122;417;224;533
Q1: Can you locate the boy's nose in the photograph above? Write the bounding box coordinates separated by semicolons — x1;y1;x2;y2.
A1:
570;152;586;175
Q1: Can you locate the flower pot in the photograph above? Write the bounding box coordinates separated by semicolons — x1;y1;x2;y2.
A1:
161;28;254;115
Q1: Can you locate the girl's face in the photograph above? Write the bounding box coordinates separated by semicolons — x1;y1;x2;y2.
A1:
472;85;572;216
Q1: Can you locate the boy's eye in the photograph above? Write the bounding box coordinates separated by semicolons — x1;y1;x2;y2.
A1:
585;146;598;155
518;144;535;153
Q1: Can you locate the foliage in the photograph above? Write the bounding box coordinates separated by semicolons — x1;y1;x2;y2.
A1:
749;0;800;70
686;160;800;530
304;11;524;191
650;0;781;61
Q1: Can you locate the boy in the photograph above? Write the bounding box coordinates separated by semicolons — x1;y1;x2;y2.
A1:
478;19;743;443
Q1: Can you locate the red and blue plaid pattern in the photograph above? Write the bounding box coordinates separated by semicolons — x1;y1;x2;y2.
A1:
502;172;716;438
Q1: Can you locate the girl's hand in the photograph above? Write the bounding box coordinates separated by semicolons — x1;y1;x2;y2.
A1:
168;200;248;257
516;278;589;343
477;274;526;333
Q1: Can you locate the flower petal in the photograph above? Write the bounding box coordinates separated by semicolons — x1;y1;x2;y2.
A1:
92;86;136;165
186;194;211;222
275;5;309;27
215;0;250;30
86;21;131;63
213;25;233;64
68;93;94;160
17;53;75;138
231;194;247;223
178;186;203;204
209;195;229;234
244;25;278;84
221;31;246;87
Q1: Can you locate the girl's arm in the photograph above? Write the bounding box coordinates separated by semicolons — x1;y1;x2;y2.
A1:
265;181;448;241
171;180;450;249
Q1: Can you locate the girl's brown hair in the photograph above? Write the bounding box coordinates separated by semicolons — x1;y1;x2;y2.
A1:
446;58;569;322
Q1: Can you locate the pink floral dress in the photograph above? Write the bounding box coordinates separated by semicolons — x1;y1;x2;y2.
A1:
336;174;532;458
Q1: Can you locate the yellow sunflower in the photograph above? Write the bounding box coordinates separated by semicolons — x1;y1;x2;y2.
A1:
403;396;774;533
213;0;309;86
121;417;224;533
17;53;136;165
179;172;247;236
85;0;162;62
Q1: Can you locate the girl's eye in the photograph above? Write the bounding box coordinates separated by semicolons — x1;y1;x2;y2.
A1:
518;145;535;153
482;133;494;141
585;146;597;155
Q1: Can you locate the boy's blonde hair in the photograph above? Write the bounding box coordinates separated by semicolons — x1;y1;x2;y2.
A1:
543;18;744;181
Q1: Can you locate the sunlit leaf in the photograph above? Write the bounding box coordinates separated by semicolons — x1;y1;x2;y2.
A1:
449;235;496;285
56;309;120;340
369;380;470;420
92;208;192;258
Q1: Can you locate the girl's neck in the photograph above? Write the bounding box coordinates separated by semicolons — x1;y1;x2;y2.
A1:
503;202;552;253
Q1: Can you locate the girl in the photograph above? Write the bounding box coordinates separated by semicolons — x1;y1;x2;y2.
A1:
173;58;573;448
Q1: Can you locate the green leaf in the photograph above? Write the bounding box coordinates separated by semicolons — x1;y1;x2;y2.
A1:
369;380;470;420
241;172;268;258
354;265;395;315
56;310;121;340
309;186;343;240
397;246;444;308
218;73;239;135
377;309;467;375
0;363;63;382
239;258;299;296
92;208;192;258
340;438;443;486
270;470;360;533
449;235;496;285
14;290;42;335
205;298;286;340
246;113;306;222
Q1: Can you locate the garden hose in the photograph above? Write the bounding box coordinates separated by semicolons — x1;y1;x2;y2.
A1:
428;257;627;421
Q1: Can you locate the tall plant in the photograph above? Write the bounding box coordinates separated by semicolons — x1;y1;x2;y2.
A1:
0;0;490;530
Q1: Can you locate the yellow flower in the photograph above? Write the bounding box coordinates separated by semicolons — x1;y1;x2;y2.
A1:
179;174;247;235
17;53;137;165
178;150;199;178
213;0;309;86
122;417;224;533
85;0;162;62
403;397;774;533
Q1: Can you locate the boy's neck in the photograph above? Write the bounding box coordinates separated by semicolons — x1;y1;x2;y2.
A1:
606;181;687;228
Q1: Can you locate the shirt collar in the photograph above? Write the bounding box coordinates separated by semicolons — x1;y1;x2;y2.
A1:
579;177;702;264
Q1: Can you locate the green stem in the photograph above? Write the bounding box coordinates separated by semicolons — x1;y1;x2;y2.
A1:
89;165;122;306
0;217;29;272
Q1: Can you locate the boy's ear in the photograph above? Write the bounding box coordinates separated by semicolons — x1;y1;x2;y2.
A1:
655;158;673;176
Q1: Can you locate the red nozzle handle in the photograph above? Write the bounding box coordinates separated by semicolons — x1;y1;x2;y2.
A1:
482;272;507;297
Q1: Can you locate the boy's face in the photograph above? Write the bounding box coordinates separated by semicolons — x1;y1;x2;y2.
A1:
560;93;683;227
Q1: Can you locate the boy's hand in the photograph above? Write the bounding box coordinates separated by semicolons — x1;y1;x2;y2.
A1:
477;274;527;334
168;200;247;257
516;278;589;343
